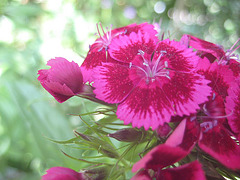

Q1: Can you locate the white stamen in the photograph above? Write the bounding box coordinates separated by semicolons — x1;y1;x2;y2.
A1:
164;61;168;68
129;62;132;68
143;62;149;66
138;50;145;56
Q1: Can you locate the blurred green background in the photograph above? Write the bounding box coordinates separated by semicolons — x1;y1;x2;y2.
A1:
0;0;239;179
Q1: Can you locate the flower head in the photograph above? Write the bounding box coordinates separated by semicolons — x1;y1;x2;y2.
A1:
93;31;211;130
38;57;84;103
166;92;240;170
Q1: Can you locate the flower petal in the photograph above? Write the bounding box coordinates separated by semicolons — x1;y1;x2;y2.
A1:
198;125;240;169
199;62;235;100
38;57;83;103
116;78;174;130
109;31;158;63
93;63;140;103
155;39;200;71
226;83;240;133
132;144;189;172
43;81;75;103
41;167;83;180
131;170;152;180
124;22;158;37
166;118;200;152
229;59;240;77
81;51;115;82
160;161;206;180
184;34;226;62
46;58;83;92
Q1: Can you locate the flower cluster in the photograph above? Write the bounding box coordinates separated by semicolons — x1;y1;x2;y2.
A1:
38;22;240;179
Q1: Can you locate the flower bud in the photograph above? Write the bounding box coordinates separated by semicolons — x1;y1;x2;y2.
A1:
108;128;146;142
156;123;172;138
41;166;84;180
38;57;84;103
81;166;109;180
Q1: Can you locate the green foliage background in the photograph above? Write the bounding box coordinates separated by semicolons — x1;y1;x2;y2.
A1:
0;0;239;179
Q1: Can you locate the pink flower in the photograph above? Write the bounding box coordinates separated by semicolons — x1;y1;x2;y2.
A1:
38;57;84;103
81;22;158;82
166;92;240;170
132;144;206;180
41;167;84;180
93;31;211;130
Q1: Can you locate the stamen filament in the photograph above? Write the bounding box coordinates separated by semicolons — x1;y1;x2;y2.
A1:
229;38;240;51
99;22;106;34
229;44;240;56
96;23;103;39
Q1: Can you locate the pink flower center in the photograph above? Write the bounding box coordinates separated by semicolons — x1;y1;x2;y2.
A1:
130;50;170;84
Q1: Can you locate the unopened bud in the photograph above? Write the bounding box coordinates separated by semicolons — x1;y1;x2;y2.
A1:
82;166;108;180
156;123;172;138
74;131;92;141
108;128;146;142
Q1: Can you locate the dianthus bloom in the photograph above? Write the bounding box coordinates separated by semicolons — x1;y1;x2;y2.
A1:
165;91;240;170
132;144;206;180
93;30;211;130
41;167;84;180
38;57;84;103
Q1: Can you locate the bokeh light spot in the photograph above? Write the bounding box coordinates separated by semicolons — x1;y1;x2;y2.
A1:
124;6;136;19
224;19;235;31
154;1;166;14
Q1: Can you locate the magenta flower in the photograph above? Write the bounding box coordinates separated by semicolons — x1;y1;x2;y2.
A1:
38;57;84;103
93;31;211;130
41;167;84;180
81;22;158;82
132;144;206;180
166;92;240;170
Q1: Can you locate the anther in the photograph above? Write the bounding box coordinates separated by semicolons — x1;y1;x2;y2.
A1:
200;121;218;132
